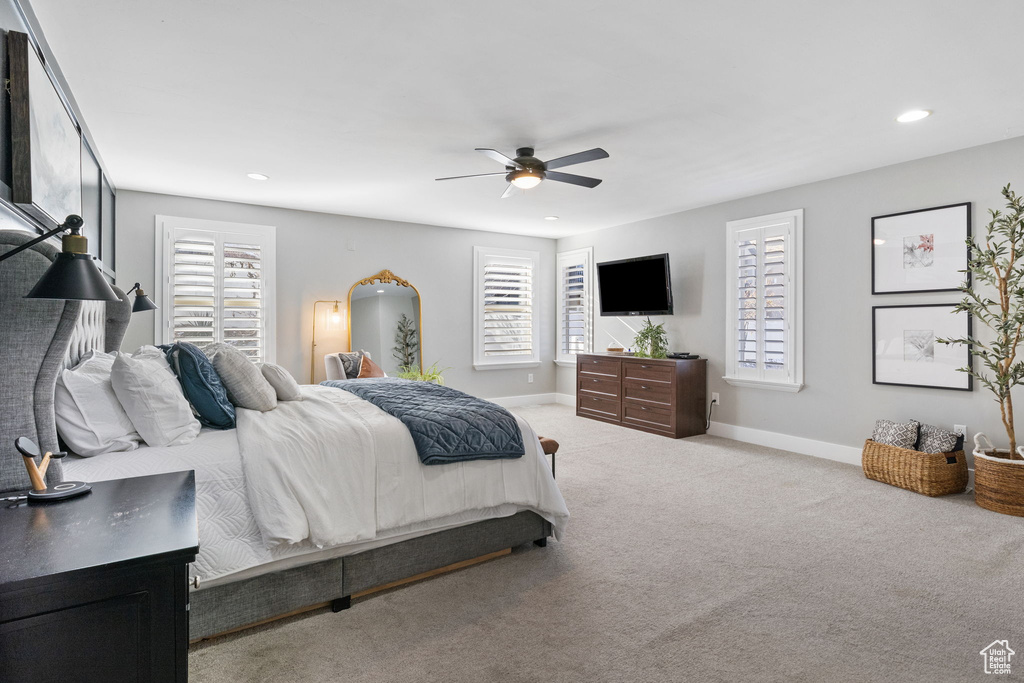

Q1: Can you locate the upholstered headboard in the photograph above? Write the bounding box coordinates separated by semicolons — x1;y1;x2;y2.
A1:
0;229;131;493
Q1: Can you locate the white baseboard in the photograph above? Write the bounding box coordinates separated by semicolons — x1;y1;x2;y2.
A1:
488;393;559;408
707;421;862;467
554;392;574;406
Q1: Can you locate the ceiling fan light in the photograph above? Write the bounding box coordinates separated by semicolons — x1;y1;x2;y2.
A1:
510;171;542;190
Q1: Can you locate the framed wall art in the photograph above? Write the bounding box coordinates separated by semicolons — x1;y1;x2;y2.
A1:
7;30;82;228
872;304;972;391
871;202;971;294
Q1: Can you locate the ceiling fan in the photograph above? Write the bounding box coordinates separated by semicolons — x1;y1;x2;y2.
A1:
436;146;609;198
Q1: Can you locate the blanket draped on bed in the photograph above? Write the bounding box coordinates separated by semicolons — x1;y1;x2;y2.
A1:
321;378;525;465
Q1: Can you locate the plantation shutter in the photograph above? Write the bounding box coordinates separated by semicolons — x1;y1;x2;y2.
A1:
482;257;534;358
222;242;264;361
732;222;792;380
162;219;275;363
172;236;217;348
557;248;592;360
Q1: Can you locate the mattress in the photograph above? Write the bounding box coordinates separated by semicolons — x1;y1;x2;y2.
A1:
63;399;566;588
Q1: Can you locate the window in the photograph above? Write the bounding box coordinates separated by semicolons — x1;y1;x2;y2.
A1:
473;246;540;370
724;209;803;391
556;247;593;365
156;216;277;363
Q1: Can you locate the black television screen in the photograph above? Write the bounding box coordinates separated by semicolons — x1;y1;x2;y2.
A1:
597;253;673;316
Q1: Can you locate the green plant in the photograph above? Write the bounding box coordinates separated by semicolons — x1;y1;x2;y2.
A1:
396;361;450;385
938;184;1024;456
392;313;419;368
632;317;668;358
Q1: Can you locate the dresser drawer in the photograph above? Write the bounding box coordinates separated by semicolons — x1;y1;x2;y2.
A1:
578;356;622;378
623;360;674;383
622;401;673;429
622;379;672;405
579;375;620;398
578;394;621;420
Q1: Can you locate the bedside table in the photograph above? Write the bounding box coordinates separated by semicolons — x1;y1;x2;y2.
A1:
0;471;199;683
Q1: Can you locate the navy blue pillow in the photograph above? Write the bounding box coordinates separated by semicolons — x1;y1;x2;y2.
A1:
159;342;236;429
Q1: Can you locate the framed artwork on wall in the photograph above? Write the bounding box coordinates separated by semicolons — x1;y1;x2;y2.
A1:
872;303;972;391
7;31;82;229
871;202;971;294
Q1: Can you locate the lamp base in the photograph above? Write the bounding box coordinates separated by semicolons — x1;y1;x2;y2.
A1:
28;481;91;502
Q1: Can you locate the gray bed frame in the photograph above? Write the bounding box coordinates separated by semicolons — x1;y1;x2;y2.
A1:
0;229;551;640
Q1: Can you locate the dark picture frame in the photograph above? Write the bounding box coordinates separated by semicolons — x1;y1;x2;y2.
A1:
871;202;971;294
872;303;972;391
7;30;82;229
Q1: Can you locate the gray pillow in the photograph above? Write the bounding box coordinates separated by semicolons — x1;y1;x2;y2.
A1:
205;343;278;412
872;419;919;449
916;423;959;453
337;350;369;379
260;363;302;401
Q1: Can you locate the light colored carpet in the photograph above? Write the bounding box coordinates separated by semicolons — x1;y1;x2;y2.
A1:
190;405;1024;682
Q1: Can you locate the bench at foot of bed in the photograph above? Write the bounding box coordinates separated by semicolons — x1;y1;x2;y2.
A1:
190;511;552;641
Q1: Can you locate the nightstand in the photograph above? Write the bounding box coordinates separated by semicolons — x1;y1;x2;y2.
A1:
0;471;199;683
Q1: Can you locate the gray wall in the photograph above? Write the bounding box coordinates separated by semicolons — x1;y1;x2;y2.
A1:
115;190;557;399
557;135;1024;450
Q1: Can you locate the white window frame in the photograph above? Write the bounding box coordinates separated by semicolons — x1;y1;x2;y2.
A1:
473;246;541;370
155;215;277;363
555;247;594;367
724;209;803;392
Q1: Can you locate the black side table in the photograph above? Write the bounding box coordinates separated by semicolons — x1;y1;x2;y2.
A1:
0;471;199;683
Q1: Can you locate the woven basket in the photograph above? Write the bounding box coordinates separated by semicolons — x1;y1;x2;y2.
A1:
862;439;967;497
972;433;1024;517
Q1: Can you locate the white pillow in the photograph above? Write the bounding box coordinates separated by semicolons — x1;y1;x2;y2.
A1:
111;346;201;447
260;363;303;401
55;351;142;456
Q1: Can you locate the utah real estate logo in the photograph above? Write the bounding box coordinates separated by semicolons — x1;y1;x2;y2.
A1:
980;640;1014;675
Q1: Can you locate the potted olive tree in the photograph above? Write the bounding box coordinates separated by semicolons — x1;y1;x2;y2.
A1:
940;184;1024;516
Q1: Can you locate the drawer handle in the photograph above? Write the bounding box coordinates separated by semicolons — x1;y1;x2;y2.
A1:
641;365;651;369
641;406;648;411
190;576;201;589
593;379;599;383
592;360;598;364
641;385;648;390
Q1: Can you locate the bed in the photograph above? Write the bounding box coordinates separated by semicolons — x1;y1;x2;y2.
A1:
0;229;568;639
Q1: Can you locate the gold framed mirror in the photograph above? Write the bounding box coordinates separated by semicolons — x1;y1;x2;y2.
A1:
347;269;422;375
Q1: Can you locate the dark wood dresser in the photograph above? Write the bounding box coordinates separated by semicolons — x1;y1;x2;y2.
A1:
0;471;199;683
576;353;707;438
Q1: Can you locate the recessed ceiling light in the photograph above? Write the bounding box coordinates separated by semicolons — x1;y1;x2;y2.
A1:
247;172;270;181
896;110;931;123
544;216;559;221
873;238;886;245
376;289;385;294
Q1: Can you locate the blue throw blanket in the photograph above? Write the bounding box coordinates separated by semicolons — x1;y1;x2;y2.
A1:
321;378;525;465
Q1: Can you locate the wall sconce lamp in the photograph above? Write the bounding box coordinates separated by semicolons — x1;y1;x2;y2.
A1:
126;282;158;312
0;214;119;302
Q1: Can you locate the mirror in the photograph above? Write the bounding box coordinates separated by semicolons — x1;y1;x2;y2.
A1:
348;269;422;376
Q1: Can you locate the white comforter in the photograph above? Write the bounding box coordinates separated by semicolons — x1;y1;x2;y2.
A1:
237;385;568;548
66;385;568;585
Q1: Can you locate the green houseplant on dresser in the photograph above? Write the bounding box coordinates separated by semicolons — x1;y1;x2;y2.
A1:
939;184;1024;516
632;317;668;358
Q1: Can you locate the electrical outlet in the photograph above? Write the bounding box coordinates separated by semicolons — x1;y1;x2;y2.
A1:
711;392;720;405
953;424;967;437
527;373;534;384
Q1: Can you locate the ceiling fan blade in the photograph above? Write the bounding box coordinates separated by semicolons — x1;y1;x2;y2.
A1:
545;171;603;188
543;148;609;170
476;148;524;169
500;184;519;199
435;172;508;181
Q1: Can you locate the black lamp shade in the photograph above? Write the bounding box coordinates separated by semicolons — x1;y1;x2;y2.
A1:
25;253;121;302
132;291;158;312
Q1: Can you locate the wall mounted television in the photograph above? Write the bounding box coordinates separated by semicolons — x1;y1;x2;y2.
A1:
597;253;673;316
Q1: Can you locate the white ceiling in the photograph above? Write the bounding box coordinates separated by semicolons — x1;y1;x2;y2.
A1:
29;0;1024;238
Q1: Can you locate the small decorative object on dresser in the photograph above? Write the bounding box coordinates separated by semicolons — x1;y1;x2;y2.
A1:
576;352;707;438
0;471;198;682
